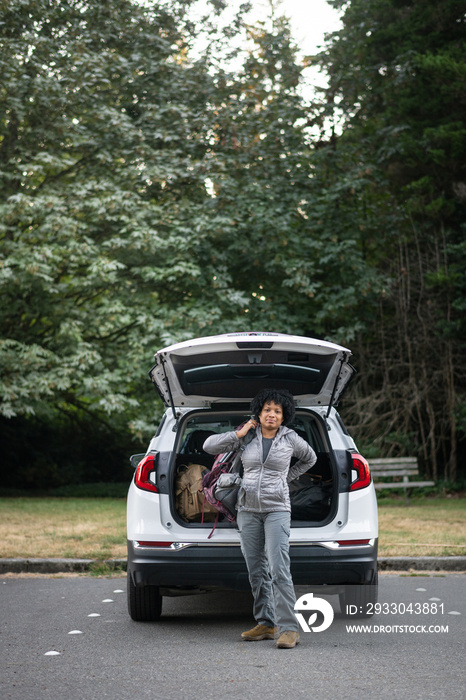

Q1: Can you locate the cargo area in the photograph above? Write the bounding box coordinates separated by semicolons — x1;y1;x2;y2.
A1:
169;410;336;529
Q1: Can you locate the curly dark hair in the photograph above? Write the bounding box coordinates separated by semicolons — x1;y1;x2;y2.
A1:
250;388;296;425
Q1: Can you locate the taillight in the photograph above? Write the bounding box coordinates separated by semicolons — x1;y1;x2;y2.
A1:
134;454;158;493
350;453;371;491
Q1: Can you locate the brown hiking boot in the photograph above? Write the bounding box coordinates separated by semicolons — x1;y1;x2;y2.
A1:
241;624;278;641
276;630;300;648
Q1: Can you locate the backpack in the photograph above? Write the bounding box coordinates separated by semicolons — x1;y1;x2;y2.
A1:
201;449;243;520
200;427;253;538
175;463;218;522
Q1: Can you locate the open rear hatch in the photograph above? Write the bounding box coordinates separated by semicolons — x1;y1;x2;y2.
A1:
149;332;354;411
150;333;355;529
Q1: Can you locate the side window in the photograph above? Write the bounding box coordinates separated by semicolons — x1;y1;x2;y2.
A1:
289;413;324;452
178;413;245;454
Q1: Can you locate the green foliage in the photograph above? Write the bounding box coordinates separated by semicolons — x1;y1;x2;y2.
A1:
0;411;139;490
2;0;335;487
0;0;211;424
1;0;465;488
318;0;466;481
0;0;223;486
187;14;382;344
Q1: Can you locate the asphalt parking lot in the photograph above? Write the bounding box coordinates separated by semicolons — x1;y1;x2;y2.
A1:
1;573;464;700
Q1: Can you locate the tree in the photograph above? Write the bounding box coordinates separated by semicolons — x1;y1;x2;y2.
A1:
314;0;466;479
194;11;382;345
0;0;234;484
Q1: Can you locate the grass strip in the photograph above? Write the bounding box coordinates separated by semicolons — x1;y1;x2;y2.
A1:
0;498;126;560
0;496;465;559
376;497;466;556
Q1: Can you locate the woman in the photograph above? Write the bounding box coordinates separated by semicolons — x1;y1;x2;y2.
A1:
203;388;317;649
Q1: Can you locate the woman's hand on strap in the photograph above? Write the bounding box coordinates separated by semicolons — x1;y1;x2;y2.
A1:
236;419;258;439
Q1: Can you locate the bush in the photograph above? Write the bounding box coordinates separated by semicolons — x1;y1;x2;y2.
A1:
0;414;144;491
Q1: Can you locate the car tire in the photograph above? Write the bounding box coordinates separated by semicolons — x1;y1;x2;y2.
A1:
127;569;163;621
339;573;378;618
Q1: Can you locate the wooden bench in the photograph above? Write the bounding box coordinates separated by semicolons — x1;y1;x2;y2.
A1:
369;457;435;504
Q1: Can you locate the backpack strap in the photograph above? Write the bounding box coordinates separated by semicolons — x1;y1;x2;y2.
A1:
207;512;220;539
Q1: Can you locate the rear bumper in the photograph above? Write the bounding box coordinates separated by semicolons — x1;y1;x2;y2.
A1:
127;539;378;591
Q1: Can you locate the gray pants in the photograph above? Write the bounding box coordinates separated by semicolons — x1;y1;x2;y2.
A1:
237;510;298;633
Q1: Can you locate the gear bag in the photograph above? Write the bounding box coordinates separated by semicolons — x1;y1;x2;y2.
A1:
201;449;243;521
175;463;218;522
289;472;332;521
200;426;254;538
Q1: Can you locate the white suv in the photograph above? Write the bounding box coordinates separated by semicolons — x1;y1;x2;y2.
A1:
126;332;378;621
